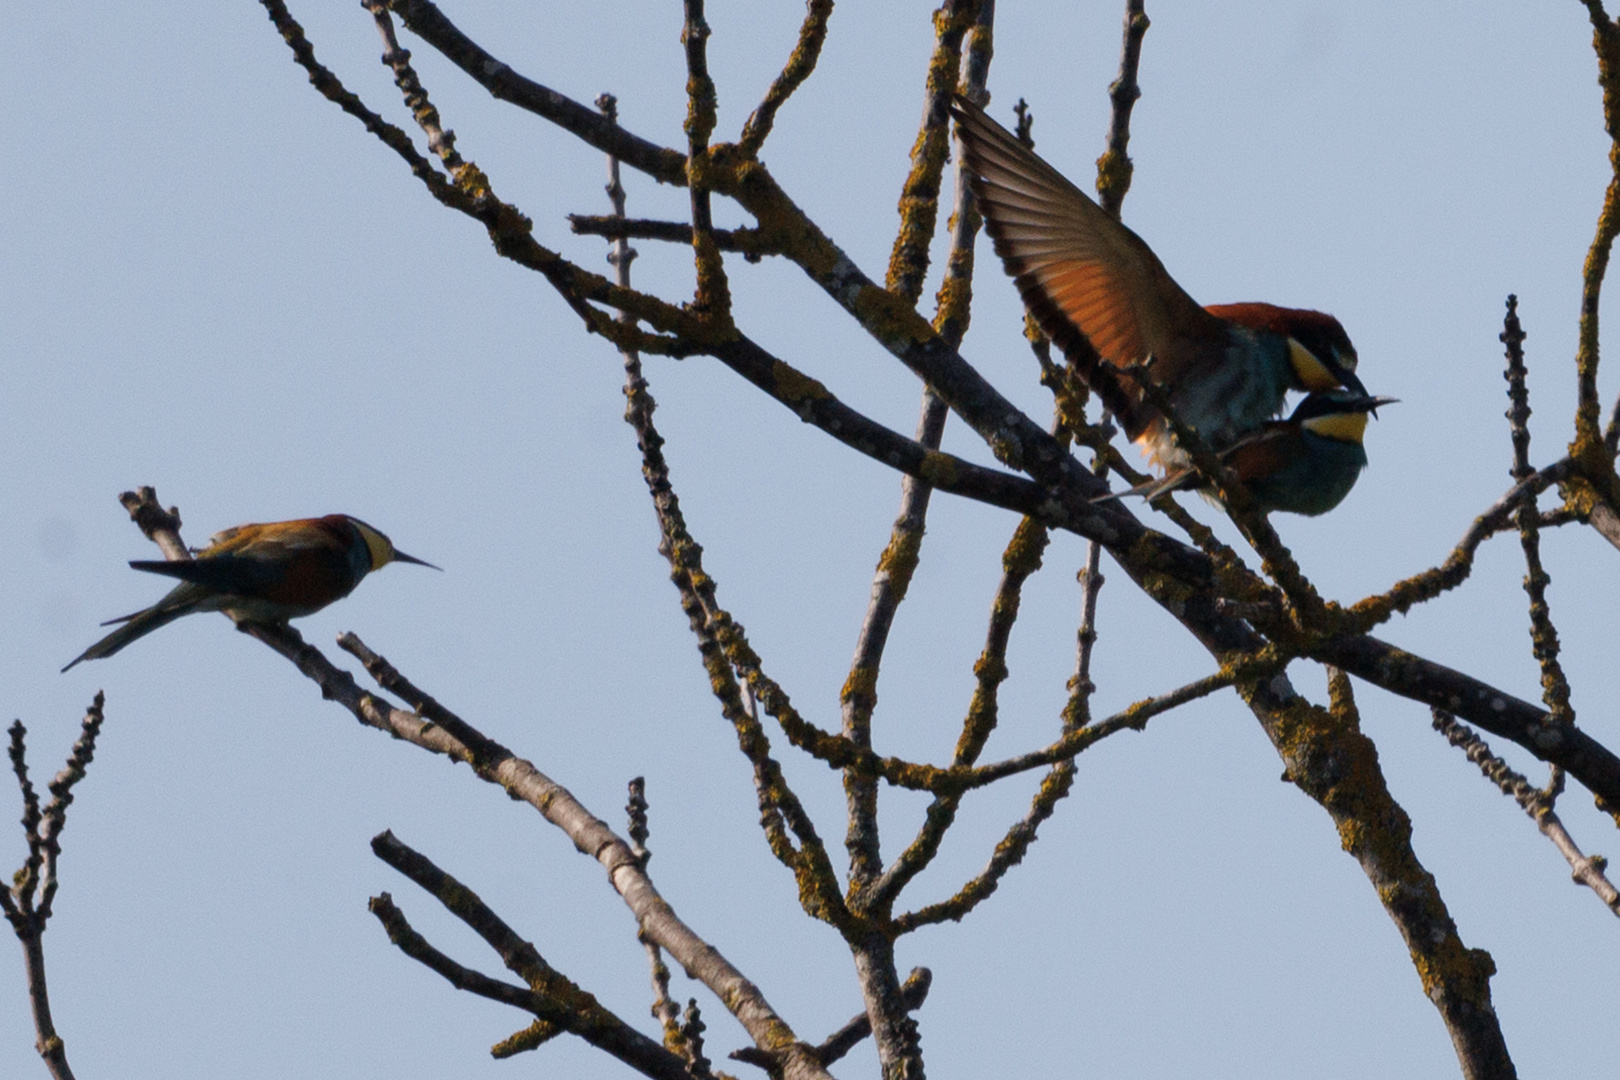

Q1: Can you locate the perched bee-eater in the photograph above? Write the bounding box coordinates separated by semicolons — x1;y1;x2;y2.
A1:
951;96;1368;467
63;515;436;671
1109;391;1397;516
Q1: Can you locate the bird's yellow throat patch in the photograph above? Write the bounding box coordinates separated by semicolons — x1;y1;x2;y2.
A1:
1287;337;1341;391
352;519;395;569
1302;411;1370;443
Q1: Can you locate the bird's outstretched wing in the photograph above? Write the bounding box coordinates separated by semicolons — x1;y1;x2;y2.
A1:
951;96;1228;439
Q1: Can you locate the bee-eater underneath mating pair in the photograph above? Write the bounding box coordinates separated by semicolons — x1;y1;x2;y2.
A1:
62;515;437;672
1107;390;1398;516
950;96;1370;471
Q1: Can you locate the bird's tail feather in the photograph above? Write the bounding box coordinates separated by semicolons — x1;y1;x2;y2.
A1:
1092;471;1194;505
62;599;201;672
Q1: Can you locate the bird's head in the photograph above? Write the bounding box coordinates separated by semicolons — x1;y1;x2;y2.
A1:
1290;390;1399;445
1207;303;1367;397
344;516;440;573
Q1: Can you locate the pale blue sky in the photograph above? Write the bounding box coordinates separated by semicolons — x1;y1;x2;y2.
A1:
4;2;1618;1077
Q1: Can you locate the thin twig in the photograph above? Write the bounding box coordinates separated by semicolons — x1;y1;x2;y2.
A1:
864;511;1049;911
597;100;848;931
1432;711;1620;916
1095;0;1149;216
363;1;463;169
1577;2;1620;451
4;695;104;1080
568;214;774;260
1341;457;1577;636
1501;297;1574;734
681;0;732;323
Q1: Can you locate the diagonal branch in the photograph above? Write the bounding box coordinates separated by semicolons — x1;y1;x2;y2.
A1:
370;832;691;1077
737;0;833;157
381;0;688;184
597;127;849;933
1273;673;1514;1080
1433;711;1620;917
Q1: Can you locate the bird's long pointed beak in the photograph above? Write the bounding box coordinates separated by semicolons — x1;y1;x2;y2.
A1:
393;550;442;571
1336;368;1370;398
1364;395;1399;418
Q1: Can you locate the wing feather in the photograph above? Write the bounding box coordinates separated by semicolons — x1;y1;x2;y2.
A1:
953;97;1228;439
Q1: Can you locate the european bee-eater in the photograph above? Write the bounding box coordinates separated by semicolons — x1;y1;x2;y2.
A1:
951;96;1368;467
63;515;436;671
1109;391;1397;516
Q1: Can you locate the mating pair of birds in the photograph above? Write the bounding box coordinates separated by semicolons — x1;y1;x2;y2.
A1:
65;98;1388;671
951;96;1394;514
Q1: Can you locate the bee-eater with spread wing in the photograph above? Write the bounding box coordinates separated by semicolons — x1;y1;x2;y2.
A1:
1108;391;1397;516
63;515;437;671
951;96;1368;468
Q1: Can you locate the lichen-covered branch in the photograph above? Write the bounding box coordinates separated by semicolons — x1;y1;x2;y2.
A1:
1095;0;1148;216
597;135;849;932
737;0;833;157
884;0;982;304
1500;296;1574;728
842;0;997;893
1251;672;1514;1080
1577;2;1620;454
681;0;732;323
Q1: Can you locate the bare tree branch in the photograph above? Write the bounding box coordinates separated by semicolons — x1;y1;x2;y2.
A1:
1094;0;1149;216
4;696;104;1080
370;832;692;1077
568;214;774;259
1433;712;1620;918
379;0;689;184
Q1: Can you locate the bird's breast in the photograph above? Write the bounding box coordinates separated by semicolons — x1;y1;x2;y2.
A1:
234;548;360;618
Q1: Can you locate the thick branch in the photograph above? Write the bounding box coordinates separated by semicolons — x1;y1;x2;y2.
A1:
382;0;687;184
